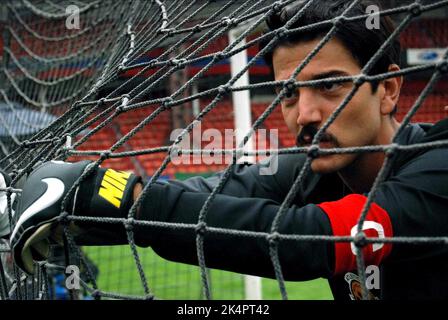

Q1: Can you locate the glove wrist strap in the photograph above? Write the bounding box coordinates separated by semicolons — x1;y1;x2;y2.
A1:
75;167;142;220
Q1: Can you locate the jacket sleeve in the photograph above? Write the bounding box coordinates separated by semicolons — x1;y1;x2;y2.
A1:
133;153;337;281
135;180;336;281
373;146;448;262
158;153;311;205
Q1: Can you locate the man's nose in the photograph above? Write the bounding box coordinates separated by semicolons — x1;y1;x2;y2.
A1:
296;93;322;127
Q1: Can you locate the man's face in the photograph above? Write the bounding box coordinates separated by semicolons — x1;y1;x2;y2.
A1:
272;38;386;173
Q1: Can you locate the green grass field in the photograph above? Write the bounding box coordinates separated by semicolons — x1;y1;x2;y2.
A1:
82;246;333;300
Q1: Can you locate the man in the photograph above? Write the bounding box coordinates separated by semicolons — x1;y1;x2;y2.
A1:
5;0;448;300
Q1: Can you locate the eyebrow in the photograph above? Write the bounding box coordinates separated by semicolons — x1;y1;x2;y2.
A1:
308;70;351;81
275;70;351;94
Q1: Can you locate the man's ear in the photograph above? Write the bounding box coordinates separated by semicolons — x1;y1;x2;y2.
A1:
380;64;403;115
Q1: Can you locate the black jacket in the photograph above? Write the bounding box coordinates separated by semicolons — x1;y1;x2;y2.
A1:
136;119;448;300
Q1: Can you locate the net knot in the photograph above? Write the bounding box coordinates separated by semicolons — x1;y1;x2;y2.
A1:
386;143;399;158
195;222;207;235
170;144;181;157
125;218;135;231
170;58;186;70
333;16;347;28
162;28;174;36
91;290;101;299
409;3;422;17
72;101;81;108
193;25;202;33
437;60;448;74
215;52;226;61
307;145;320;159
161;97;173;109
58;211;70;224
5;186;13;195
267;232;280;246
116;94;130;112
100;151;111;160
218;85;230;95
222;17;236;27
272;1;282;13
353;231;367;248
20;140;30;148
354;74;366;87
11;168;20;178
284;79;295;95
275;27;286;39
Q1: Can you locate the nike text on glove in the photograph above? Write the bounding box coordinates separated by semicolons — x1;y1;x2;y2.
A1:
10;160;142;274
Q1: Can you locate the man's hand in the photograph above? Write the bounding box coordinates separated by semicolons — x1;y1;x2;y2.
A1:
9;160;142;274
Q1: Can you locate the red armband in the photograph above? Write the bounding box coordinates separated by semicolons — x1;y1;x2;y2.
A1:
318;194;393;275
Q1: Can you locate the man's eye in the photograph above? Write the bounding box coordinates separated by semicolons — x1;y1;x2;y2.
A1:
319;82;342;92
282;90;298;105
285;90;295;99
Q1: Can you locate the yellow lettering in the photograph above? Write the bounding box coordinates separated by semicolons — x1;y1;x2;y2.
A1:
105;169;130;186
99;180;123;208
97;169;131;208
102;173;125;191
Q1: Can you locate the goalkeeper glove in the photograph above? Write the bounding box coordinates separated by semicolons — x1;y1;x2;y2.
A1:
10;160;142;274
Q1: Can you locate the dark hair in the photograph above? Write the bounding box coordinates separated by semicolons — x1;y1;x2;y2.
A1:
260;0;402;94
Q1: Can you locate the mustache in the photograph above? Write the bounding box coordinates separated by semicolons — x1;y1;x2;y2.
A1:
296;125;338;147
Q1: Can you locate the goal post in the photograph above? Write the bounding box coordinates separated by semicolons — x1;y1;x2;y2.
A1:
228;27;262;301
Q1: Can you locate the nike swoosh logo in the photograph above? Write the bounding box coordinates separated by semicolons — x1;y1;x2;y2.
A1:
11;178;65;241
